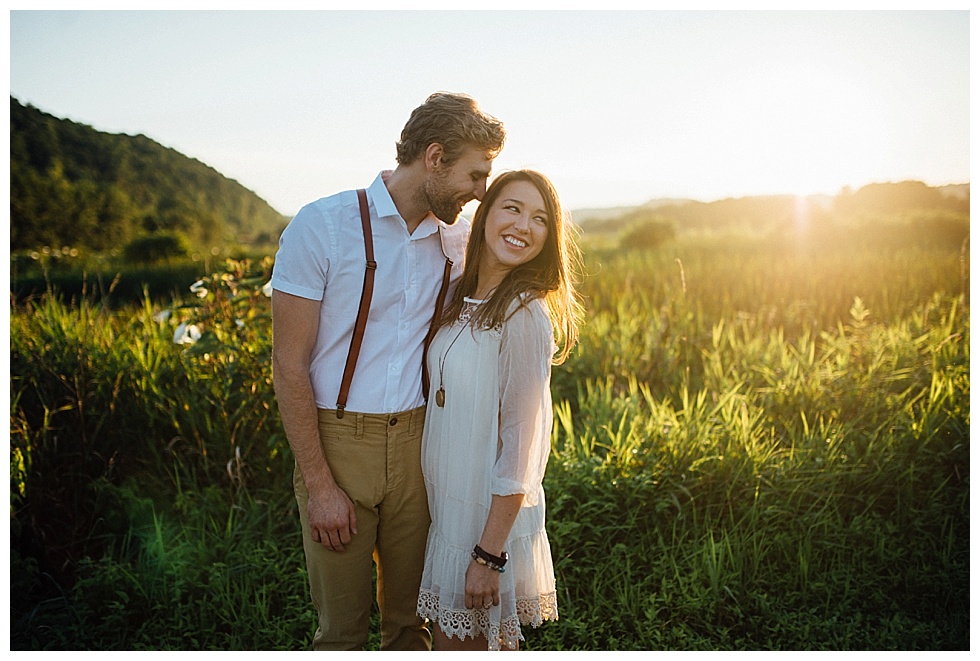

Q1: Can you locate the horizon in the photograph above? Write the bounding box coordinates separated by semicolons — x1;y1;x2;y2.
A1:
11;92;969;219
8;10;970;217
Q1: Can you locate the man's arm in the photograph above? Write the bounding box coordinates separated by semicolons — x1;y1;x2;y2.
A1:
272;289;357;552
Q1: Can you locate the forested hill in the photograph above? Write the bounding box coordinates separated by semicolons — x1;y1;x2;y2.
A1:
10;96;288;252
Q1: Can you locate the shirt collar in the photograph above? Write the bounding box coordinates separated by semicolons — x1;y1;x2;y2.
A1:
367;171;440;240
367;172;400;219
414;213;441;239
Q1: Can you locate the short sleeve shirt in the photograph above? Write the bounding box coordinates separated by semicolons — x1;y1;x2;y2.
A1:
271;172;469;413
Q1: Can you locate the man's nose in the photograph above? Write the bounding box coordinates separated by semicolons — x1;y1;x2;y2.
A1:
473;179;488;201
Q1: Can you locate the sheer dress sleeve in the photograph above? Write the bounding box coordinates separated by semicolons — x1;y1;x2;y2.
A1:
492;298;556;507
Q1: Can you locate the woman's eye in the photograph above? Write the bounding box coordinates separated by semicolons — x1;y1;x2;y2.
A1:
532;216;547;225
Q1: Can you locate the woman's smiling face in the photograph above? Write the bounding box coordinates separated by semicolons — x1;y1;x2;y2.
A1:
479;179;549;278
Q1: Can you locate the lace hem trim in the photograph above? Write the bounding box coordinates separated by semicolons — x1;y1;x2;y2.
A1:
417;589;558;651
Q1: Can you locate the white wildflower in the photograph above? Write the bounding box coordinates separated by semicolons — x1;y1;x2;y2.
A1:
173;322;202;345
235;318;246;329
262;280;273;297
153;310;172;323
190;280;209;298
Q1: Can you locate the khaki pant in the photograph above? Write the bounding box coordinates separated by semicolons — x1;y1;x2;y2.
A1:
293;406;431;650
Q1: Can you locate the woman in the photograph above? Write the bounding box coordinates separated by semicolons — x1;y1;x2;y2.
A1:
416;170;583;650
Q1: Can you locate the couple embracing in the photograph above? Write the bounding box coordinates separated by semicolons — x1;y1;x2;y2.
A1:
271;92;582;651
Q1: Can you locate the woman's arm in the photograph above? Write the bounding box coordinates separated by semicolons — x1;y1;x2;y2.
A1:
492;300;555;504
464;300;556;608
464;493;524;609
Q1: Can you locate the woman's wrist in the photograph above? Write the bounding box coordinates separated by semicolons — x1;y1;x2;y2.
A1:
472;545;508;573
474;544;508;565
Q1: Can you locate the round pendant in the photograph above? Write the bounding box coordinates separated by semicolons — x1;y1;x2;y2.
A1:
435;388;446;407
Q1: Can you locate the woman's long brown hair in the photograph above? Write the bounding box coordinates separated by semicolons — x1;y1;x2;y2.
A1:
439;170;583;364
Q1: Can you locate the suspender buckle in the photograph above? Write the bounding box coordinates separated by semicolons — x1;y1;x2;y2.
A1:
366;260;377;270
336;405;345;419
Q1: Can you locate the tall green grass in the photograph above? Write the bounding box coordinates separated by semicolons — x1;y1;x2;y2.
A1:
9;237;969;650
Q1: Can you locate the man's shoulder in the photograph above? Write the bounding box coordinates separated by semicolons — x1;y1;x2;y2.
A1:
285;189;365;239
298;188;359;218
441;215;471;239
439;216;471;262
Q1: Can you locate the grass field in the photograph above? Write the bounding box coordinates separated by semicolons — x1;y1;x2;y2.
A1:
9;232;970;650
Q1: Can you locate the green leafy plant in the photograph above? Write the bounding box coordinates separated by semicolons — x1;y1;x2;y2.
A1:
10;233;969;650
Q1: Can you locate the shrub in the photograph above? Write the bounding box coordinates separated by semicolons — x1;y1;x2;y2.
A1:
122;231;190;264
619;215;677;251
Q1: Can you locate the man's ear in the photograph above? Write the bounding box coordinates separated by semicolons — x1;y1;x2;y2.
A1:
424;143;445;171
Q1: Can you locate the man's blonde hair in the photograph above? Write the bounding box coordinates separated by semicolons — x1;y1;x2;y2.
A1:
395;92;505;166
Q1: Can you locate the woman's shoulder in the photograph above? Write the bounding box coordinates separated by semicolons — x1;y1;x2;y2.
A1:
501;295;556;363
505;292;546;314
505;294;552;331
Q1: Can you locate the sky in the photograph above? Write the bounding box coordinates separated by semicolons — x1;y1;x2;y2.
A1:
7;8;971;218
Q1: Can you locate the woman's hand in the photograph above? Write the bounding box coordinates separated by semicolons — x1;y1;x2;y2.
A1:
466;493;524;609
464;558;501;609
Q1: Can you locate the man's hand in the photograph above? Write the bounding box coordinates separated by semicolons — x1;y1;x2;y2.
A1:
273;290;358;552
307;483;359;552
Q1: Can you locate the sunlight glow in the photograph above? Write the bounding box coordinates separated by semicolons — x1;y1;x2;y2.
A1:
793;195;811;237
709;63;888;197
8;11;968;212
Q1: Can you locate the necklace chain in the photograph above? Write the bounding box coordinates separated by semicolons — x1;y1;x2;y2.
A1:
435;300;481;407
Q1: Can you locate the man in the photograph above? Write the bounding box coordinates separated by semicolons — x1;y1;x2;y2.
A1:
270;92;505;650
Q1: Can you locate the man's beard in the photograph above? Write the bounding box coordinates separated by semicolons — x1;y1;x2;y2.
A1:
423;173;464;224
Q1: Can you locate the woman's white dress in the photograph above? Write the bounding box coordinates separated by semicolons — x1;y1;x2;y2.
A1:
416;296;559;650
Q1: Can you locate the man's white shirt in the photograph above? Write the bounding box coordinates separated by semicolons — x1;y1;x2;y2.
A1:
271;172;469;414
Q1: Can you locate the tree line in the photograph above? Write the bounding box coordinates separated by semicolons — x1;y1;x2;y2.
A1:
10;95;968;258
10;96;287;253
581;180;969;251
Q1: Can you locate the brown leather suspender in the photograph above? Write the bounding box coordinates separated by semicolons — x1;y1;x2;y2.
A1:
422;258;453;397
335;188;452;418
336;189;377;418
